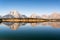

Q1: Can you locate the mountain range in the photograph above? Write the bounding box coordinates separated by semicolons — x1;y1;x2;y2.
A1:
0;10;60;19
30;12;60;19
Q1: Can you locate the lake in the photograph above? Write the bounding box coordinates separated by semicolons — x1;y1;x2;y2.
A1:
0;22;60;40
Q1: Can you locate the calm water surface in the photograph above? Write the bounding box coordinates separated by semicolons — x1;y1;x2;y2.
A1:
0;22;60;40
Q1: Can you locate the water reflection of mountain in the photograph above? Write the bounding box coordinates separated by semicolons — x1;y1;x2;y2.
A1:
2;22;26;30
1;22;60;30
30;22;60;28
30;23;41;26
49;22;60;28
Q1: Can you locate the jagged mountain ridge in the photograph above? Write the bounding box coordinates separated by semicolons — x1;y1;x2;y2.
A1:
3;10;27;18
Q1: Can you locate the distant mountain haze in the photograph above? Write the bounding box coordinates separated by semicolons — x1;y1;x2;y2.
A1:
30;13;40;18
49;13;60;19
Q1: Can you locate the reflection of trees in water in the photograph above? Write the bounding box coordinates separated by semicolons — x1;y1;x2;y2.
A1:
2;22;26;30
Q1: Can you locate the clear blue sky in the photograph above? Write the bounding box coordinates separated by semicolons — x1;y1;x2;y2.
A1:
0;0;60;16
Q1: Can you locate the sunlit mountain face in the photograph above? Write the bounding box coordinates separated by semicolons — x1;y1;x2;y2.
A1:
2;10;27;19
